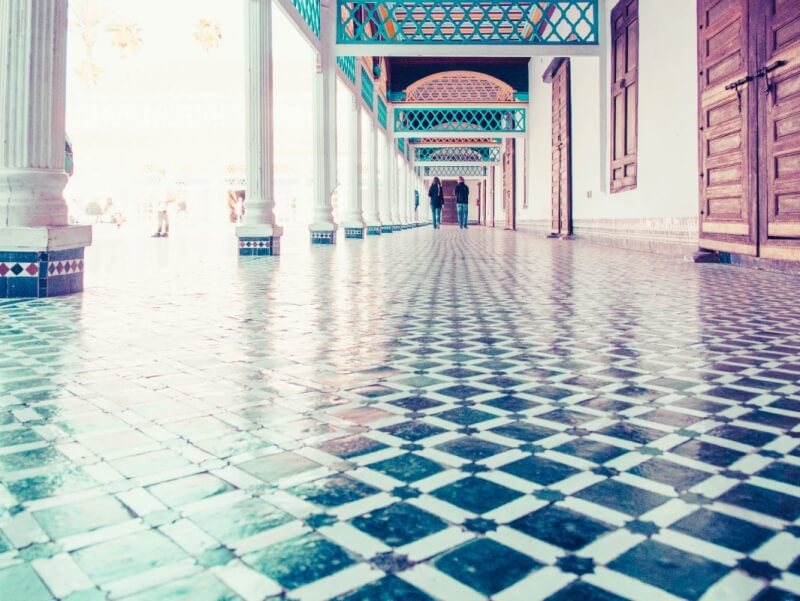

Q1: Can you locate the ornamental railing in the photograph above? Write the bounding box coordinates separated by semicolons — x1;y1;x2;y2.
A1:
361;66;374;110
415;146;501;162
292;0;321;37
424;165;487;177
394;107;526;133
337;1;598;45
337;56;356;82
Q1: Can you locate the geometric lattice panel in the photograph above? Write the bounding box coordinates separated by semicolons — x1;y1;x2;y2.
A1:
407;71;514;103
415;146;501;162
377;97;388;130
337;1;599;45
361;66;374;111
337;56;356;83
424;165;487;177
292;0;321;36
395;107;526;133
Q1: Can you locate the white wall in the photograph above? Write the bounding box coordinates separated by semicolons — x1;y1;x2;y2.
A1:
521;0;699;225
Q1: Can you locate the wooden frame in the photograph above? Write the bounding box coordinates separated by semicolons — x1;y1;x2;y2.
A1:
610;0;639;193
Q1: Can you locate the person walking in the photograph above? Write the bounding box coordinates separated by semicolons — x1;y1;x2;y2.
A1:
428;177;444;230
455;176;470;229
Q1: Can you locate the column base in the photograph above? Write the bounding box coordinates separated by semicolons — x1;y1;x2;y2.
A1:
366;224;382;236
393;224;402;232
310;224;337;245
237;225;282;256
343;223;365;239
381;225;394;234
0;226;92;298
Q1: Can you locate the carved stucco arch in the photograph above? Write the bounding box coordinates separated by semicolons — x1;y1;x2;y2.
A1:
406;70;514;103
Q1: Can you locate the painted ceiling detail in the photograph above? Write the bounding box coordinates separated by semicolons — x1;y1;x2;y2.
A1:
108;20;143;58
406;70;514;103
195;19;222;52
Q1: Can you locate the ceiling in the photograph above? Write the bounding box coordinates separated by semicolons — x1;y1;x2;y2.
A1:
385;57;531;96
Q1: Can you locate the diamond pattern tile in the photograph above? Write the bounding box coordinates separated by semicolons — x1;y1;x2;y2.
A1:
0;228;798;600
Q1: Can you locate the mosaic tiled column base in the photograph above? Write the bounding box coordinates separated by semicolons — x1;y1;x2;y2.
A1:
381;225;394;234
392;224;402;232
311;231;336;244
366;225;382;236
238;237;279;257
0;247;85;298
344;227;365;239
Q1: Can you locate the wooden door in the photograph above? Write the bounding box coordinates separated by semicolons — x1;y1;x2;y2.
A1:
489;167;496;227
441;179;458;224
503;139;516;230
760;0;800;260
548;58;572;237
611;0;639;192
697;0;758;255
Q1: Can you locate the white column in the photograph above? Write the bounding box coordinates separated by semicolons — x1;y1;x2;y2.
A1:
382;135;394;230
341;92;364;236
0;0;70;227
310;0;337;242
394;153;406;225
237;0;282;252
364;118;380;232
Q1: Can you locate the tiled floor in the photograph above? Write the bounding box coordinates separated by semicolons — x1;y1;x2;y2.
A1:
1;224;800;601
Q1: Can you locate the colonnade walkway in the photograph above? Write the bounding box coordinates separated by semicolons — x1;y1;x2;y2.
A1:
1;227;799;600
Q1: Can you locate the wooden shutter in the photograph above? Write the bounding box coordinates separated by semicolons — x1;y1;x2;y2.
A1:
610;0;638;192
760;0;800;260
697;0;758;254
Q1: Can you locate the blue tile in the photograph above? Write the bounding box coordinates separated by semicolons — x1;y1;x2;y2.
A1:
756;461;800;486
499;455;580;486
339;575;432;600
546;581;627;601
628;458;710;491
351;503;447;546
719;483;800;521
368;453;443;482
484;395;540;413
554;439;627;464
434;539;541;596
288;476;380;508
380;421;446;441
244;534;354;590
576;479;670;517
670;508;774;553
510;505;613;551
490;421;558;442
609;540;728;600
707;424;777;447
389;396;444;412
436;437;509;461
431;477;522;514
671;440;745;467
599;422;666;445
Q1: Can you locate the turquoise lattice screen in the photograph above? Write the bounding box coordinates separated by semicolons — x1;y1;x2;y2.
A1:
337;1;598;45
395;107;525;133
337;56;356;82
361;66;374;111
415;146;500;162
424;165;487;177
292;0;321;37
397;138;405;153
377;97;388;129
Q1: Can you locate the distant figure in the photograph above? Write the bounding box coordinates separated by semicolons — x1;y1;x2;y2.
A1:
455;176;470;229
428;177;444;230
152;192;174;237
414;190;420;220
103;197;125;228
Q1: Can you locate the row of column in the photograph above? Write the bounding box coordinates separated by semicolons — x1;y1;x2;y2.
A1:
238;0;426;255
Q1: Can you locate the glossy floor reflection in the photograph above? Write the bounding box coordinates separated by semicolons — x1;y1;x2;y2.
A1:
1;225;800;601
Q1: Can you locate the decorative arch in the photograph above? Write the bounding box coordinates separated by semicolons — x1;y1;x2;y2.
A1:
406;71;515;103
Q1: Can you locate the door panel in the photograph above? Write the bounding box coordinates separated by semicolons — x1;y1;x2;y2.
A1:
611;0;639;192
761;0;800;258
550;58;573;237
503;139;515;230
441;180;457;224
698;0;758;254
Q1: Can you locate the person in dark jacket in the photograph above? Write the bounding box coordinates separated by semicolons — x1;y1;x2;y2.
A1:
454;176;470;229
428;177;444;229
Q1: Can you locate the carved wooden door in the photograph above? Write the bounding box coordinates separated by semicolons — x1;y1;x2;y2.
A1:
759;0;800;260
503;139;515;230
697;0;758;254
550;59;572;237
